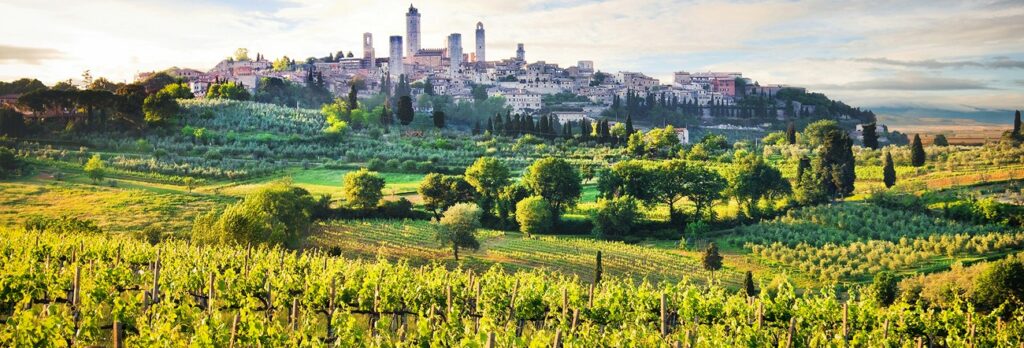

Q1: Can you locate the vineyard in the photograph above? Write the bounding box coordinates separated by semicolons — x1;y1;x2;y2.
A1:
309;220;741;286
3;227;1023;347
730;203;1024;281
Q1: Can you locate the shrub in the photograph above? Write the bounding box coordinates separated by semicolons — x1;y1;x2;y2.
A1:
24;215;102;234
342;168;385;210
515;196;552;236
400;159;418;172
871;271;900;306
191;183;316;248
385;158;402;170
591;195;640;240
367;158;386;171
379;198;414;219
974;258;1024;311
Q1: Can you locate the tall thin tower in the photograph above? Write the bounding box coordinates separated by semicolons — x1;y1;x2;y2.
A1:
447;33;463;77
516;43;525;61
389;35;404;78
362;33;375;69
475;22;486;64
406;4;421;57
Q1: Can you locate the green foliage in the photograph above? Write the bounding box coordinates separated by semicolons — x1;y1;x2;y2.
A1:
83;154;105;183
911;134;926;167
142;83;190;124
883;152;897;188
516;196;552;236
206;82;250;101
743;271;757;297
436;202;482;260
24;215;101;234
0;107;27;137
522;157;582;217
396;95;414;125
702;242;723;275
932;134;949;147
464;157;510;213
497;183;531;223
0;147;22;179
871;271;899;306
341;168;385;210
191;183;315;248
591;195;640;240
728;154;790;218
974;258;1024;311
418;173;476;219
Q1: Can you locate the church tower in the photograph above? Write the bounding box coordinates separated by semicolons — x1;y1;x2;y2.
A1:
475;22;486;64
362;33;375;69
406;4;421;57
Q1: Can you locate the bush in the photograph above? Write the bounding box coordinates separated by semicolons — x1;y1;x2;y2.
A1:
342;168;385;209
385;158;402;170
515;196;552;236
0;147;22;179
379;198;414;219
400;159;418;172
591;195;640;240
871;271;899;306
974;258;1024;311
191;183;316;248
24;215;102;234
367;158;386;171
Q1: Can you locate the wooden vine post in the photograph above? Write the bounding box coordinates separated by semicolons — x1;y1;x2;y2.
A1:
229;312;240;348
112;320;122;348
484;332;496;348
786;317;796;348
660;293;668;337
290;298;300;331
208;273;216;314
842;302;848;346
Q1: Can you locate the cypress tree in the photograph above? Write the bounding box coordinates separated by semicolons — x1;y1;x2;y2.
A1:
594;251;603;284
862;123;879;149
486;117;494;134
786;122;794;144
348;84;359;110
563;121;573;139
397;95;414;125
625;114;634;135
910;134;926;167
743;271;757;297
796;156;811;188
933;134;949;146
1015;110;1021;135
883;151;896;188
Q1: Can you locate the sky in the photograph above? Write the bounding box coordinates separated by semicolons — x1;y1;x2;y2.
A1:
1;0;1022;124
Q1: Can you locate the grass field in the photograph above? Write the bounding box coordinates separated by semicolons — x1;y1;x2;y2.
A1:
213;167;427;201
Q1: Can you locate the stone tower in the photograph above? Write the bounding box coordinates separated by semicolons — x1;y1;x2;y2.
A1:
406;4;421;57
516;43;525;61
389;35;404;78
475;22;486;64
447;33;463;77
362;33;375;69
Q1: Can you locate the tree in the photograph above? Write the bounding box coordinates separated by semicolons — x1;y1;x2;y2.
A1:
419;173;476;219
83;154;105;184
234;48;250;61
815;127;856;200
702;242;723;283
862;123;879;149
594;251;603;284
183;177;197;193
591;195;639;240
396;95;414;125
910;134;926;167
206;82;250;101
142;85;184;124
0;107;26;137
932;134;949;146
515;196;552;236
625;114;635;136
191;183;315;248
883;152;897;189
341;168;385;209
423;79;435;95
728;155;790;218
464;157;510;214
0;147;21;179
436;203;482;261
497;183;531;223
685;165;727;221
432;110;445;128
743;271;757;297
871;271;899;306
800;119;839;148
522;157;582;218
974;258;1024;311
1015;110;1022;135
786;122;797;145
347;84;359;110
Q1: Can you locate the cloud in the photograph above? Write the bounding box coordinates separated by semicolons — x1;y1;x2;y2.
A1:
852;57;1024;69
0;45;62;64
813;74;991;91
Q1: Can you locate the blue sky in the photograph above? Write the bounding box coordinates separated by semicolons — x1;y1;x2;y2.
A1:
1;0;1022;124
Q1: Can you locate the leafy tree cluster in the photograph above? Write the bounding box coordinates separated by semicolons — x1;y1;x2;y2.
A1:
191;182;317;248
